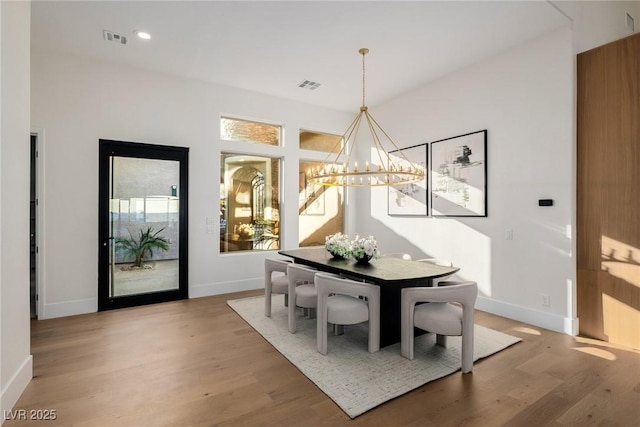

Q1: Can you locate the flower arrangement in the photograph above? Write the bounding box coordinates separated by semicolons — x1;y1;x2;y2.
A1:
325;232;350;258
237;223;255;239
350;234;379;264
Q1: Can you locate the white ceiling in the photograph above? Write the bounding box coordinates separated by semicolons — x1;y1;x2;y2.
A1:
31;1;571;112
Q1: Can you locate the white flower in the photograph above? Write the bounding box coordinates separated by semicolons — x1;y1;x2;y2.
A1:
325;232;350;257
350;234;379;259
363;241;374;256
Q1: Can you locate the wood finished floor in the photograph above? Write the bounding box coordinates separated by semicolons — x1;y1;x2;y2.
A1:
7;290;640;426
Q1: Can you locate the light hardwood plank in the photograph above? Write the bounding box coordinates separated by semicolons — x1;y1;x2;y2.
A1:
5;290;640;426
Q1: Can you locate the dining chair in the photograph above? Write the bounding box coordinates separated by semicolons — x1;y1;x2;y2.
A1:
315;272;380;354
381;252;413;261
416;258;454;286
264;258;292;317
400;281;478;373
287;263;318;333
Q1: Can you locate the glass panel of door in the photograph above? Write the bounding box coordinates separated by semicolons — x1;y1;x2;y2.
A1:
109;156;180;297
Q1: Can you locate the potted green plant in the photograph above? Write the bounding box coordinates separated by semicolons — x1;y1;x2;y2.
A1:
115;226;170;269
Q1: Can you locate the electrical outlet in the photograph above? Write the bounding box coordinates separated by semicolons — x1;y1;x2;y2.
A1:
505;229;513;240
541;294;550;307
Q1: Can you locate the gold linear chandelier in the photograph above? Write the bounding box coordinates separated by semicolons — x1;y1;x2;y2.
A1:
306;48;425;187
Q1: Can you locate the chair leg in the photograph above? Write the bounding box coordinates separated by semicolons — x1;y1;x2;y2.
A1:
400;301;414;360
317;318;328;355
288;294;297;334
284;294;288;307
461;329;474;373
333;324;344;335
264;289;272;317
317;295;328;355
368;317;380;353
436;334;447;347
368;293;380;353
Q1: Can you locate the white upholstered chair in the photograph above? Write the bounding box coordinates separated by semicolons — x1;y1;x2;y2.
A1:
315;272;380;355
264;258;292;317
416;258;454;286
287;263;318;333
401;281;478;373
381;252;413;261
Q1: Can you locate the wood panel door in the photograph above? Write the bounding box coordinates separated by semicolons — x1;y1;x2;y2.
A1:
577;32;640;350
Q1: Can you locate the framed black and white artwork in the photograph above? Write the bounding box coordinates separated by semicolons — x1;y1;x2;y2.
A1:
387;143;428;216
430;130;487;217
304;187;325;215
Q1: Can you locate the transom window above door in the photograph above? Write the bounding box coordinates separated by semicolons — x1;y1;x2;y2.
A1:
221;117;281;146
299;129;343;153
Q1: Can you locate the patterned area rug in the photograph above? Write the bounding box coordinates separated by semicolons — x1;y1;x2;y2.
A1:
227;295;521;418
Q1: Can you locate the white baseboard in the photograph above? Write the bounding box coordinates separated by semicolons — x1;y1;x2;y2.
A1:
477;295;577;335
41;298;97;320
190;278;263;298
39;280;264;319
37;286;580;337
1;355;32;424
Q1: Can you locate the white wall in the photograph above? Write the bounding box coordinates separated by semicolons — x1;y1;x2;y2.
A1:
555;0;640;52
355;27;576;334
27;1;640;321
30;50;352;319
1;0;33;420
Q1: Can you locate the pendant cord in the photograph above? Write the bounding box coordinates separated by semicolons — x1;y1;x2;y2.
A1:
360;48;368;108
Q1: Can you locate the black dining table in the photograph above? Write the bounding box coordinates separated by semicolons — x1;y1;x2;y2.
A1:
278;247;459;347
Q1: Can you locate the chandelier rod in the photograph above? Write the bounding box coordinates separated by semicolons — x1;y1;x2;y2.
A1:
360;48;368;108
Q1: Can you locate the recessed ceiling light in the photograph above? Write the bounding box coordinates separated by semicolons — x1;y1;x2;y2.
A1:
134;30;151;40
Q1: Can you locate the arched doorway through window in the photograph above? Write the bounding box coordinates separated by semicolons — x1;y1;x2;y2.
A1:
220;154;280;252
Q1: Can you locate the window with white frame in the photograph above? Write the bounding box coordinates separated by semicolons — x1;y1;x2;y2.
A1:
220;152;281;253
219;117;282;253
221;117;281;146
298;159;344;246
298;128;345;246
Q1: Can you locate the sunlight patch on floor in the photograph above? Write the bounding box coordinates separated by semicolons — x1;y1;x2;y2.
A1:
574;336;640;354
509;326;541;336
573;346;617;361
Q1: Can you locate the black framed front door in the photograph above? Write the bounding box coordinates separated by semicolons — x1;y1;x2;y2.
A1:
99;139;188;311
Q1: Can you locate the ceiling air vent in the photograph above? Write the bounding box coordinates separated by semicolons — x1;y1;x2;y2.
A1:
103;30;128;45
298;80;321;90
